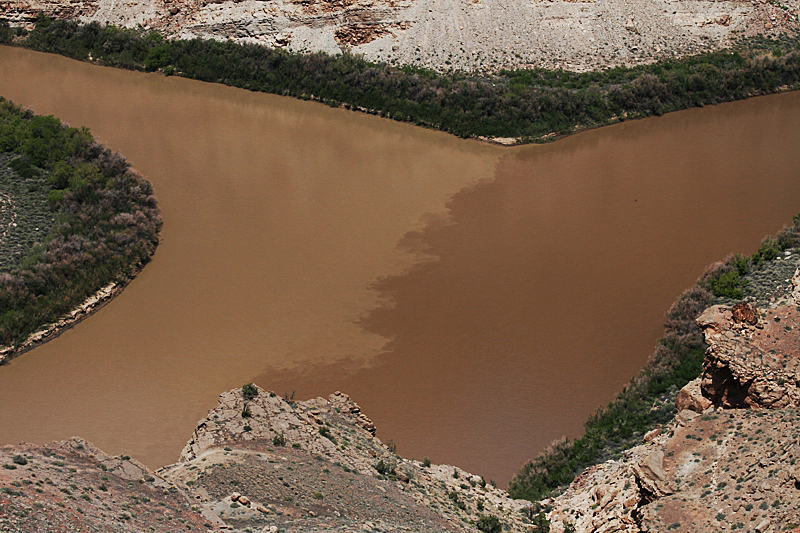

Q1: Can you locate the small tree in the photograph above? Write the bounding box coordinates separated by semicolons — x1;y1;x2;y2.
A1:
476;515;502;533
242;383;258;400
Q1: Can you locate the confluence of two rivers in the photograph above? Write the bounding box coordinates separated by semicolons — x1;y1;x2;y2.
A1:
2;45;800;485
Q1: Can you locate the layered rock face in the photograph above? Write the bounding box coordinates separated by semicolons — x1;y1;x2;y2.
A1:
698;302;800;409
3;0;800;71
547;408;800;532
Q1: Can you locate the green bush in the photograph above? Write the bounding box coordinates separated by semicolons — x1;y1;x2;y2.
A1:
375;459;394;475
476;515;502;533
318;426;337;444
0;20;12;44
241;383;258;400
706;269;745;299
272;433;286;447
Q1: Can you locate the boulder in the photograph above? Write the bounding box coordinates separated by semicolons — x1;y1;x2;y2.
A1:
675;378;712;413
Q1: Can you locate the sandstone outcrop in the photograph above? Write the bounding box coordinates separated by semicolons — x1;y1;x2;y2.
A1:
3;263;800;530
546;407;800;532
163;383;535;532
3;0;800;72
0;437;213;532
696;292;800;409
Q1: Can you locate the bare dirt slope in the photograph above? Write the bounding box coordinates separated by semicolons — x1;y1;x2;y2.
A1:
3;0;800;71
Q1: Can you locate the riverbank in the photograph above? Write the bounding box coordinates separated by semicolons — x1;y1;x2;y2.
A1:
509;215;800;501
0;98;161;358
3;18;800;144
4;288;800;533
0;264;144;365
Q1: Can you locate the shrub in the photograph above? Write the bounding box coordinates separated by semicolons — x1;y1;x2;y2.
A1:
375;459;395;476
0;98;161;348
476;515;502;533
318;427;337;444
272;433;286;447
705;267;745;299
18;17;800;143
12;455;28;466
422;457;431;467
241;383;258;400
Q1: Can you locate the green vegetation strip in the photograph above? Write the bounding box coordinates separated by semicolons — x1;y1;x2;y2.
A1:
2;17;800;142
0;98;161;348
508;218;800;501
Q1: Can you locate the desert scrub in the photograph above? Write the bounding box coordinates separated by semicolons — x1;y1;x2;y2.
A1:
0;98;161;348
0;154;55;268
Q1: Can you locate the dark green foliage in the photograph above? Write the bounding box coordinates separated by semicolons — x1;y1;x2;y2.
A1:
0;20;11;45
476;515;503;533
272;433;286;447
706;268;745;299
15;17;800;142
531;512;550;532
11;455;27;465
241;383;258;400
754;237;780;264
318;426;337;444
375;459;394;475
0;97;161;347
702;216;800;299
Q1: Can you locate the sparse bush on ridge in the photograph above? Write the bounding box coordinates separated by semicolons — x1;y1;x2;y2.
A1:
0;97;161;348
241;383;258;400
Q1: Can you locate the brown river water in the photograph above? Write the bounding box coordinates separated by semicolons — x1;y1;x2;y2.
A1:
2;45;800;486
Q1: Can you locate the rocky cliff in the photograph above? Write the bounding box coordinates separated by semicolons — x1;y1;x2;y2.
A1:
2;0;800;71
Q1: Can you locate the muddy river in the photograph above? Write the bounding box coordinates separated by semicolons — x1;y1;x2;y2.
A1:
2;45;800;485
